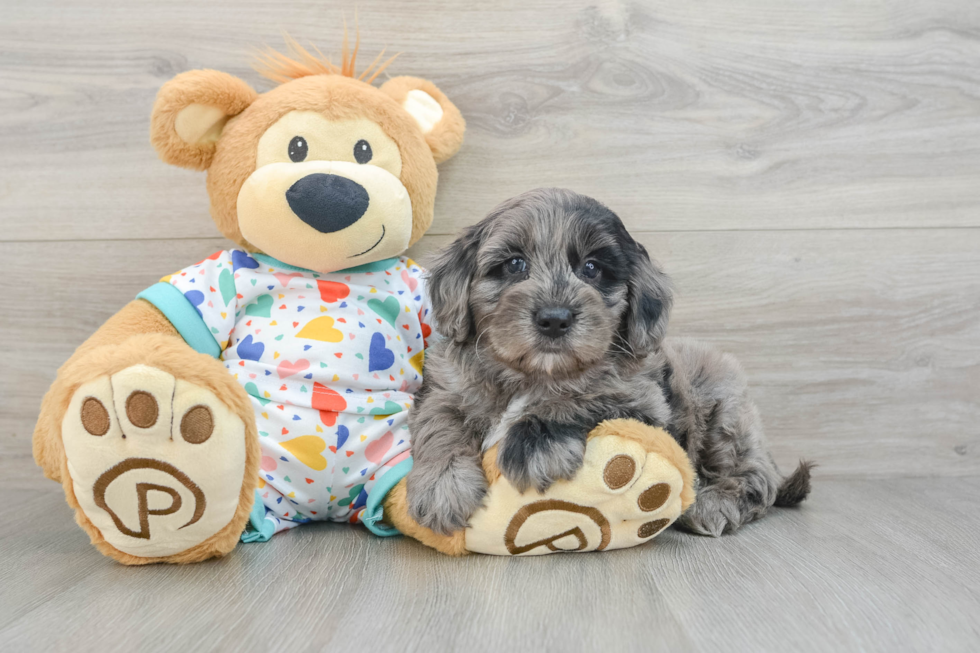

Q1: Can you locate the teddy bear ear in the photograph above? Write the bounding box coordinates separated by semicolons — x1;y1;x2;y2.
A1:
150;70;258;171
380;76;465;164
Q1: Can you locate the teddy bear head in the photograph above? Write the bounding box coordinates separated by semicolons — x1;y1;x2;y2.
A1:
150;39;465;273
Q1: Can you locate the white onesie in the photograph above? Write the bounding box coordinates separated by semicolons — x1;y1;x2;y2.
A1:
138;249;432;540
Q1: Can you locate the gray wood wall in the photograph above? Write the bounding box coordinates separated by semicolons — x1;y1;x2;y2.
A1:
2;0;978;480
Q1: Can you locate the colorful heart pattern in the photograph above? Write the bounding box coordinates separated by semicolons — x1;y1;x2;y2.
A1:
281;436;328;471
245;294;273;317
296;316;344;343
364;431;394;464
277;358;310;379
158;250;430;535
317;279;350;303
232;250;259;271
368;296;400;326
312;382;346;426
237;334;264;361
368;332;395;371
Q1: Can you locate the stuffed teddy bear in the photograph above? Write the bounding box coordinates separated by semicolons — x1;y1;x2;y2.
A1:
32;37;696;564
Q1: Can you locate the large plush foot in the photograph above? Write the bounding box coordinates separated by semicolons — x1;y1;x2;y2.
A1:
464;420;696;556
61;363;253;563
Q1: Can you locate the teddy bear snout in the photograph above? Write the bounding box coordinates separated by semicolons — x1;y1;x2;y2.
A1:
285;173;371;234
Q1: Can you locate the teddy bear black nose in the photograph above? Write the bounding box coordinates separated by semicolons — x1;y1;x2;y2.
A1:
285;173;370;234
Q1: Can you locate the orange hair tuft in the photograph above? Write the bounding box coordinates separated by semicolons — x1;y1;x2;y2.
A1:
253;27;400;86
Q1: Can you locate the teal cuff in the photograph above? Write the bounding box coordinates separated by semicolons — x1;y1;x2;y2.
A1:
137;282;222;359
241;490;276;543
362;457;414;537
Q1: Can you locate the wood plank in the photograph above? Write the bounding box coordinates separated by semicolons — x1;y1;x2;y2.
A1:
3;0;980;241
1;477;977;651
2;229;977;477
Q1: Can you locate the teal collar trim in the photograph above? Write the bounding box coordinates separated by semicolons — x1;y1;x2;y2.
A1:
252;253;316;274
252;252;399;275
340;257;400;274
362;457;414;537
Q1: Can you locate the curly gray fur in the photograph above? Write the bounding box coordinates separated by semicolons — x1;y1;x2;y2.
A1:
406;188;812;536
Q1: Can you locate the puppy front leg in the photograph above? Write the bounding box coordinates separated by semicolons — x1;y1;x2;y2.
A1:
497;416;588;493
406;401;487;535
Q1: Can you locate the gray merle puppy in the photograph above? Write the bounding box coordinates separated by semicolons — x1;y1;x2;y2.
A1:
406;188;812;536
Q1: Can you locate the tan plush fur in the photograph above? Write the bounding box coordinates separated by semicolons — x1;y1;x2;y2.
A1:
477;419;695;510
201;74;446;250
149;47;463;252
150;70;257;171
35;40;697;562
35;325;261;564
37;40;468;564
380;76;466;164
383;479;469;556
384;418;695;555
33;300;180;482
589;419;697;512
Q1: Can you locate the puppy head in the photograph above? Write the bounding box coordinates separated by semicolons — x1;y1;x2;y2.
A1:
428;188;672;378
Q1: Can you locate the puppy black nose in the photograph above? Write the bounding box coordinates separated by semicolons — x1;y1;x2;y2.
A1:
286;173;370;234
535;307;575;338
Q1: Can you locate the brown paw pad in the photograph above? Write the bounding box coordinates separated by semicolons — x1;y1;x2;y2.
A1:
638;483;671;512
603;454;637;490
638;518;670;539
81;397;110;436
126;390;159;428
180;405;214;444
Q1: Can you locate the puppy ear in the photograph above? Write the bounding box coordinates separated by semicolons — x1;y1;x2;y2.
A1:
150;70;257;171
621;241;673;356
426;224;483;343
380;76;465;164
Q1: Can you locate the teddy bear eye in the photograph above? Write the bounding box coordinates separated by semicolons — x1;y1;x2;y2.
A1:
288;136;308;162
354;139;373;164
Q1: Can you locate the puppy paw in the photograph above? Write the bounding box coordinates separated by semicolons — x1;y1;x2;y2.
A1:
497;417;587;493
406;459;488;535
674;486;743;537
62;364;249;559
467;422;695;555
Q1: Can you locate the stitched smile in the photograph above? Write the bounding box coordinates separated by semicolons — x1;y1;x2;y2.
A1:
349;225;385;258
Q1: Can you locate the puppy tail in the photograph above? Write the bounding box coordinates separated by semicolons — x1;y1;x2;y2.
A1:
774;459;815;507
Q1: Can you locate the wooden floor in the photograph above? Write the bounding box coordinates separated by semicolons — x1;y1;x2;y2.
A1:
1;0;978;651
1;471;978;652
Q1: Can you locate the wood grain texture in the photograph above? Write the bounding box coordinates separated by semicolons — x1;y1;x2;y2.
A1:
2;1;979;651
1;476;978;651
3;230;977;476
2;0;980;241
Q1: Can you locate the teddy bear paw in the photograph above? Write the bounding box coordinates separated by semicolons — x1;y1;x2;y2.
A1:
62;364;248;559
465;426;691;555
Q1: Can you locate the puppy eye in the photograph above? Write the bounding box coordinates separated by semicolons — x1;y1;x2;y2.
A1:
288;136;308;162
582;260;601;279
354;139;373;164
504;257;528;276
